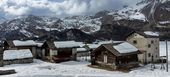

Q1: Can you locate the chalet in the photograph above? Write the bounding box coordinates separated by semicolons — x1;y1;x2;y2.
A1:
126;31;159;64
41;41;84;62
3;49;33;65
91;42;139;70
4;40;37;58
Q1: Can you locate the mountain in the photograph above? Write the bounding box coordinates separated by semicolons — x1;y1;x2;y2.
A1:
1;0;170;41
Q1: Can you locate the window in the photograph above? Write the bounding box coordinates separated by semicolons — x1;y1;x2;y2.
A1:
148;44;151;48
133;40;137;44
156;47;158;50
156;55;158;58
151;40;154;44
104;55;107;63
148;53;151;57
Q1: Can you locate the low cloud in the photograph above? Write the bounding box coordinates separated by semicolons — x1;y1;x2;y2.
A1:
0;0;141;18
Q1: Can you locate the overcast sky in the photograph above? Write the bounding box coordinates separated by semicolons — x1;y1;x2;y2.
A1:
0;0;141;19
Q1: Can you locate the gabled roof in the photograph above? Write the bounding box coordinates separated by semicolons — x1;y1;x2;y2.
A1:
44;41;84;49
126;31;159;38
5;40;37;47
3;49;33;60
93;42;139;56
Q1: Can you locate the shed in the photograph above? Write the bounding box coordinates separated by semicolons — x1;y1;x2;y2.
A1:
4;40;37;58
41;41;84;62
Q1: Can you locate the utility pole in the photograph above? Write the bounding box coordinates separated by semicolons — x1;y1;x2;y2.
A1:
166;40;168;72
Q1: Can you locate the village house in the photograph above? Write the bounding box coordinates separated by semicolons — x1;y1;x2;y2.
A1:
3;40;38;58
91;42;140;70
126;31;159;64
41;41;84;62
3;49;33;65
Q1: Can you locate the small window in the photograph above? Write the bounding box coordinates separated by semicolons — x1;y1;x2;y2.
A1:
104;55;107;63
151;40;154;44
133;40;137;44
148;44;151;48
156;47;158;49
148;53;151;57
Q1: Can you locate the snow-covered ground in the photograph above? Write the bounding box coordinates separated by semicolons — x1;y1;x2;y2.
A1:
0;41;170;77
0;58;169;77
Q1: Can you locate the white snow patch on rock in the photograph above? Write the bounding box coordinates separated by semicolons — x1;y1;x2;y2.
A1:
144;31;159;36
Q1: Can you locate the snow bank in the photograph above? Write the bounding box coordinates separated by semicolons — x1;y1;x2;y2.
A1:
54;41;84;48
144;31;159;36
113;42;138;53
13;40;37;46
3;49;33;60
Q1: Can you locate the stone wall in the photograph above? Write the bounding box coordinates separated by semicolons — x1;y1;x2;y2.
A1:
3;58;33;65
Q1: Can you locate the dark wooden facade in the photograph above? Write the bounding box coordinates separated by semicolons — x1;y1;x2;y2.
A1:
92;44;139;70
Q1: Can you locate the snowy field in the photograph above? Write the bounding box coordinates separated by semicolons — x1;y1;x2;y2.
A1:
0;58;169;77
0;42;170;77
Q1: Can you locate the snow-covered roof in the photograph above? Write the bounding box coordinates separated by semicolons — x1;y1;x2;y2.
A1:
144;31;159;36
88;44;100;49
76;48;87;52
113;42;138;53
54;41;84;48
13;40;37;46
36;43;43;47
3;49;33;60
97;40;123;45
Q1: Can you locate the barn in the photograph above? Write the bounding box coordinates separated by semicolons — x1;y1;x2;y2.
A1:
4;40;37;58
91;42;140;70
41;41;84;62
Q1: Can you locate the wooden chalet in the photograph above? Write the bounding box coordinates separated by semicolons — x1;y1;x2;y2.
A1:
91;42;140;70
41;41;84;62
4;40;37;58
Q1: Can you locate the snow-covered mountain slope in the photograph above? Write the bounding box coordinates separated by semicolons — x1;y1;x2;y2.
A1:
2;0;170;41
107;1;149;21
0;15;101;33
